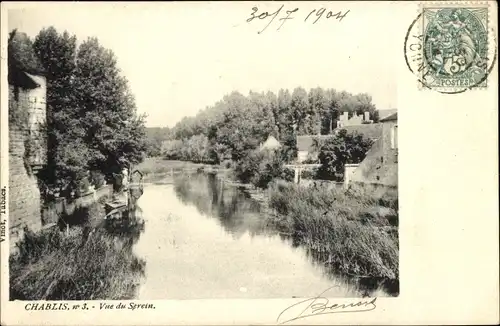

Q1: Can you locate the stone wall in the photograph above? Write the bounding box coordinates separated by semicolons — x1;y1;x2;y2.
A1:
9;124;43;251
8;81;46;252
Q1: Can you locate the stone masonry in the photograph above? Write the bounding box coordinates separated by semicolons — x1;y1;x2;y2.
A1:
8;73;47;252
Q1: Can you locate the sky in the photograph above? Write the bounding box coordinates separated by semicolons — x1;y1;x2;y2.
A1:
7;2;398;128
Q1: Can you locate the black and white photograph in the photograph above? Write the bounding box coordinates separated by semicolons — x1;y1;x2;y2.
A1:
1;2;498;326
6;3;398;302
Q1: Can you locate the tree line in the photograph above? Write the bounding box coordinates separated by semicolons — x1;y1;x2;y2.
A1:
8;27;147;198
150;88;379;165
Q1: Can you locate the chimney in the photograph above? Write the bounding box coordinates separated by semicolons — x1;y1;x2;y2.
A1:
364;111;370;121
342;112;348;120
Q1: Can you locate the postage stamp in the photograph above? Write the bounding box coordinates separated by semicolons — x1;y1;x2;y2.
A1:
404;3;496;93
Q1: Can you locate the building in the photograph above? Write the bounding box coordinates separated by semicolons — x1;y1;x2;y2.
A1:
8;67;47;251
296;135;334;163
337;123;383;141
296;122;384;164
347;111;398;188
378;109;398;121
259;135;281;151
337;111;372;128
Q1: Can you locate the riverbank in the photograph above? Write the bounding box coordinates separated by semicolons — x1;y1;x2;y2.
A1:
135;158;221;183
9;202;146;300
227;178;398;293
267;181;398;279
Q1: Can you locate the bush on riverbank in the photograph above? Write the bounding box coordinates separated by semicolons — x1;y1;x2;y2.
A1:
267;181;398;280
234;149;294;189
10;210;145;300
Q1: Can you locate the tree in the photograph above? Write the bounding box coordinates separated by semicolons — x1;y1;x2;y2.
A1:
290;87;310;135
8;29;44;75
73;37;146;175
317;129;373;181
309;87;329;135
185;134;210;163
275;89;292;139
33;27;81;188
146;137;164;157
248;91;276;142
8;30;45;127
33;27;147;193
213;91;262;161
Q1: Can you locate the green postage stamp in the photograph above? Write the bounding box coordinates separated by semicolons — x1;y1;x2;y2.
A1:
423;6;489;89
405;3;495;93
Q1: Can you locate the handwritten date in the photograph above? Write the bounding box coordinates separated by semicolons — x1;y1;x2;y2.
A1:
246;5;350;34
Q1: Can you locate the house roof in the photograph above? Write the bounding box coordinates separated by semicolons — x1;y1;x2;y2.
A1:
296;135;334;152
350;137;398;187
259;135;281;151
378;109;397;120
340;123;383;140
8;69;45;89
379;112;397;122
24;72;45;88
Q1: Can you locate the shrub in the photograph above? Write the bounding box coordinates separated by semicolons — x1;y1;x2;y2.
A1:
252;150;291;189
234;149;293;189
89;170;106;189
76;177;91;197
317;129;373;181
234;150;263;184
221;159;233;169
300;168;318;179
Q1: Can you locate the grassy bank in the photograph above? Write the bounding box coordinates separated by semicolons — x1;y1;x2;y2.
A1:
10;203;145;300
267;180;398;281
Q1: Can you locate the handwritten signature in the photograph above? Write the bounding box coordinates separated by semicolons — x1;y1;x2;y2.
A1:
276;286;377;324
246;5;350;34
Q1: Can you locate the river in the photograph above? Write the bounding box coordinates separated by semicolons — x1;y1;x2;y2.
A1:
130;173;393;299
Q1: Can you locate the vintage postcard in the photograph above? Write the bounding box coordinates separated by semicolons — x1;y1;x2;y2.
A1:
0;1;498;325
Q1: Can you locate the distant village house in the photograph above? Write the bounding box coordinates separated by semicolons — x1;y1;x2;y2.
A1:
259;135;281;152
337;111;372;128
346;111;398;188
292;109;398;191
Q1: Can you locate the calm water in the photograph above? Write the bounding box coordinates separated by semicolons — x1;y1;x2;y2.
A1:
132;173;391;299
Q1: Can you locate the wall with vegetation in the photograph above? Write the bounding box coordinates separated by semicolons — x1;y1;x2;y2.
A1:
8;84;44;251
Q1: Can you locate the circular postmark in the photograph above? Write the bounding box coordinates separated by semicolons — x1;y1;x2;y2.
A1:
404;6;497;94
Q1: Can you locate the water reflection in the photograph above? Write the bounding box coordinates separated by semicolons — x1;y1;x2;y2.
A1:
107;186;145;241
173;172;398;297
174;172;270;239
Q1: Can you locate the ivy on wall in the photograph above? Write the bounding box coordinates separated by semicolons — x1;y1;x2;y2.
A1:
9;86;30;129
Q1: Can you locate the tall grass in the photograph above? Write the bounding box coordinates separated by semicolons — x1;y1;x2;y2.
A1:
10;203;145;300
267;181;398;281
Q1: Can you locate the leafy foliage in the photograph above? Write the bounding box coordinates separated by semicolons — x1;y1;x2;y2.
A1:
8;29;44;75
234;148;294;189
16;27;149;194
8;30;44;128
317;129;374;181
146;86;378;166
